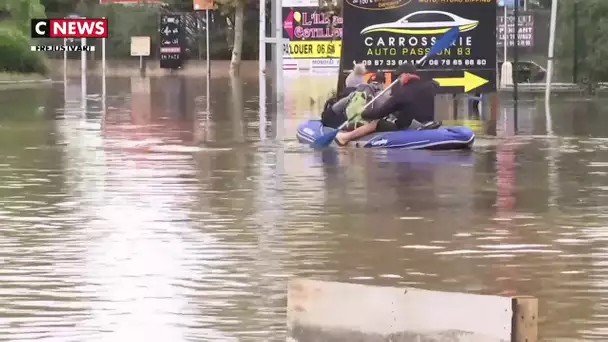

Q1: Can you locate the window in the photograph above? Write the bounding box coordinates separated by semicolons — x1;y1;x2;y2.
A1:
404;13;453;23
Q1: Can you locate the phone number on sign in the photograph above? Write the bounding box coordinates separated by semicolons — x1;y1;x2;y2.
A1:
361;59;489;67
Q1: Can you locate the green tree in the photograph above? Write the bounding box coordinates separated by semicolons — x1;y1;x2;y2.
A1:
556;0;608;83
1;0;46;33
0;0;49;75
35;0;267;66
215;0;247;75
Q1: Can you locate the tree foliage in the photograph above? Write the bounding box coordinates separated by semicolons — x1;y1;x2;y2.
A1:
1;0;46;33
556;0;608;83
37;0;265;61
0;0;49;74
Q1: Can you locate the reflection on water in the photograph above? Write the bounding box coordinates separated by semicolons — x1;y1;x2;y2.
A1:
3;77;608;340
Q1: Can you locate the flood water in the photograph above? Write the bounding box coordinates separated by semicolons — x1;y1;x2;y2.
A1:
2;75;608;341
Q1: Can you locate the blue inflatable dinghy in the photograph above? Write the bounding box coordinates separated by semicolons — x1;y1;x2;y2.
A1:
297;120;475;150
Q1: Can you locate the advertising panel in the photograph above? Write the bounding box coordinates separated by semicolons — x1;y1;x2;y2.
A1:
341;0;497;93
282;7;342;74
160;14;184;69
497;13;534;47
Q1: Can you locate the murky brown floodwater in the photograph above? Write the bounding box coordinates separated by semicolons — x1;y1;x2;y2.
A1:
2;75;608;341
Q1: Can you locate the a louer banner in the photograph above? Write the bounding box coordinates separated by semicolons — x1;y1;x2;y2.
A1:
341;0;497;93
282;7;342;73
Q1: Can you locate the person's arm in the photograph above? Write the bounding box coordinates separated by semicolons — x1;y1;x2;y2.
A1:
337;87;355;99
361;93;403;121
331;92;354;115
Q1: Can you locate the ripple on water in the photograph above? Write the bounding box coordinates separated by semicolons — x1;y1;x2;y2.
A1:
3;90;608;340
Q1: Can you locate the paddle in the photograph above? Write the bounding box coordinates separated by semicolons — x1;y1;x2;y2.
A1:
311;27;461;149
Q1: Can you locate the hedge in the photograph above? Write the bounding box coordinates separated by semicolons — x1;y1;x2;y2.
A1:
0;23;49;75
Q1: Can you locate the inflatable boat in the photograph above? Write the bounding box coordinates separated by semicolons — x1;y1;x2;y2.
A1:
297;120;475;150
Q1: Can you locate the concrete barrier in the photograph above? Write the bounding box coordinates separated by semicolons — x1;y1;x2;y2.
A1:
287;279;537;342
47;59;265;78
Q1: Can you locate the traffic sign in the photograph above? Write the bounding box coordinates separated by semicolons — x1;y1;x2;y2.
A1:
341;0;497;93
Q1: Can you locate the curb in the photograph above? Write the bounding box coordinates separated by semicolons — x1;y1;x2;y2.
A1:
0;78;53;85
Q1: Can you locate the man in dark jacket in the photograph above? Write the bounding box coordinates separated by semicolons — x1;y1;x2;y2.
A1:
334;63;440;145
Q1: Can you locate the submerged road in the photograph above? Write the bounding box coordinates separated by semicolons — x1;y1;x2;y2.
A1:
0;75;608;341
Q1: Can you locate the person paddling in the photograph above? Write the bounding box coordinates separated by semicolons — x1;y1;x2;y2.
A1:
334;63;441;146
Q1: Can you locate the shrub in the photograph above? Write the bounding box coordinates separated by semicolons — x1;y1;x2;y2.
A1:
0;23;49;75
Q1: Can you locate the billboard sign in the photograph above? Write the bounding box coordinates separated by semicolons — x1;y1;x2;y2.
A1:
282;7;342;73
341;0;497;93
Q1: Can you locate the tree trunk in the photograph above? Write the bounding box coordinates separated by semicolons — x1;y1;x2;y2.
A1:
230;1;245;76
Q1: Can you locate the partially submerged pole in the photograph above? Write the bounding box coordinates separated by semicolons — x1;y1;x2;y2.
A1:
513;0;519;132
259;0;266;76
503;3;508;64
544;0;558;135
63;37;67;100
545;0;558;106
499;0;513;89
258;0;267;141
273;0;284;107
572;1;578;83
102;29;106;115
81;37;87;111
205;9;211;114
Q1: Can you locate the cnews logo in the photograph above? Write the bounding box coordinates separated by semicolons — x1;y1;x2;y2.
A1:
31;18;108;39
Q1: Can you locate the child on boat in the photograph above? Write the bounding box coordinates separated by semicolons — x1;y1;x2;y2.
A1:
321;64;386;129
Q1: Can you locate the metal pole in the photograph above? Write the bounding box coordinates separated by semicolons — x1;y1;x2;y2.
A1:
545;0;558;106
63;37;67;98
259;71;267;141
81;37;87;111
273;0;283;107
259;0;266;75
205;10;211;81
102;35;106;115
513;0;519;131
572;1;578;83
206;9;211;113
503;4;508;63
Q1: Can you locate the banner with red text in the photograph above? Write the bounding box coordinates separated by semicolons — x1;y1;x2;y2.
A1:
282;7;342;74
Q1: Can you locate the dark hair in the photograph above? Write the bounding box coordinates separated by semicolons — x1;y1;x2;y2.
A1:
395;63;417;76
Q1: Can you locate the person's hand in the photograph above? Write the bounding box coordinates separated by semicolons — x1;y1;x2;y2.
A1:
399;73;407;84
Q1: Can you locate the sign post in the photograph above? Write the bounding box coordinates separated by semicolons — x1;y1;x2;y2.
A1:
194;0;213;114
130;36;151;77
102;17;106;116
260;0;289;108
545;0;558;111
341;0;497;94
159;14;184;70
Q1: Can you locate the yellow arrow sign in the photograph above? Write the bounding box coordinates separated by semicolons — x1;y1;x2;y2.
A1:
433;71;489;92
